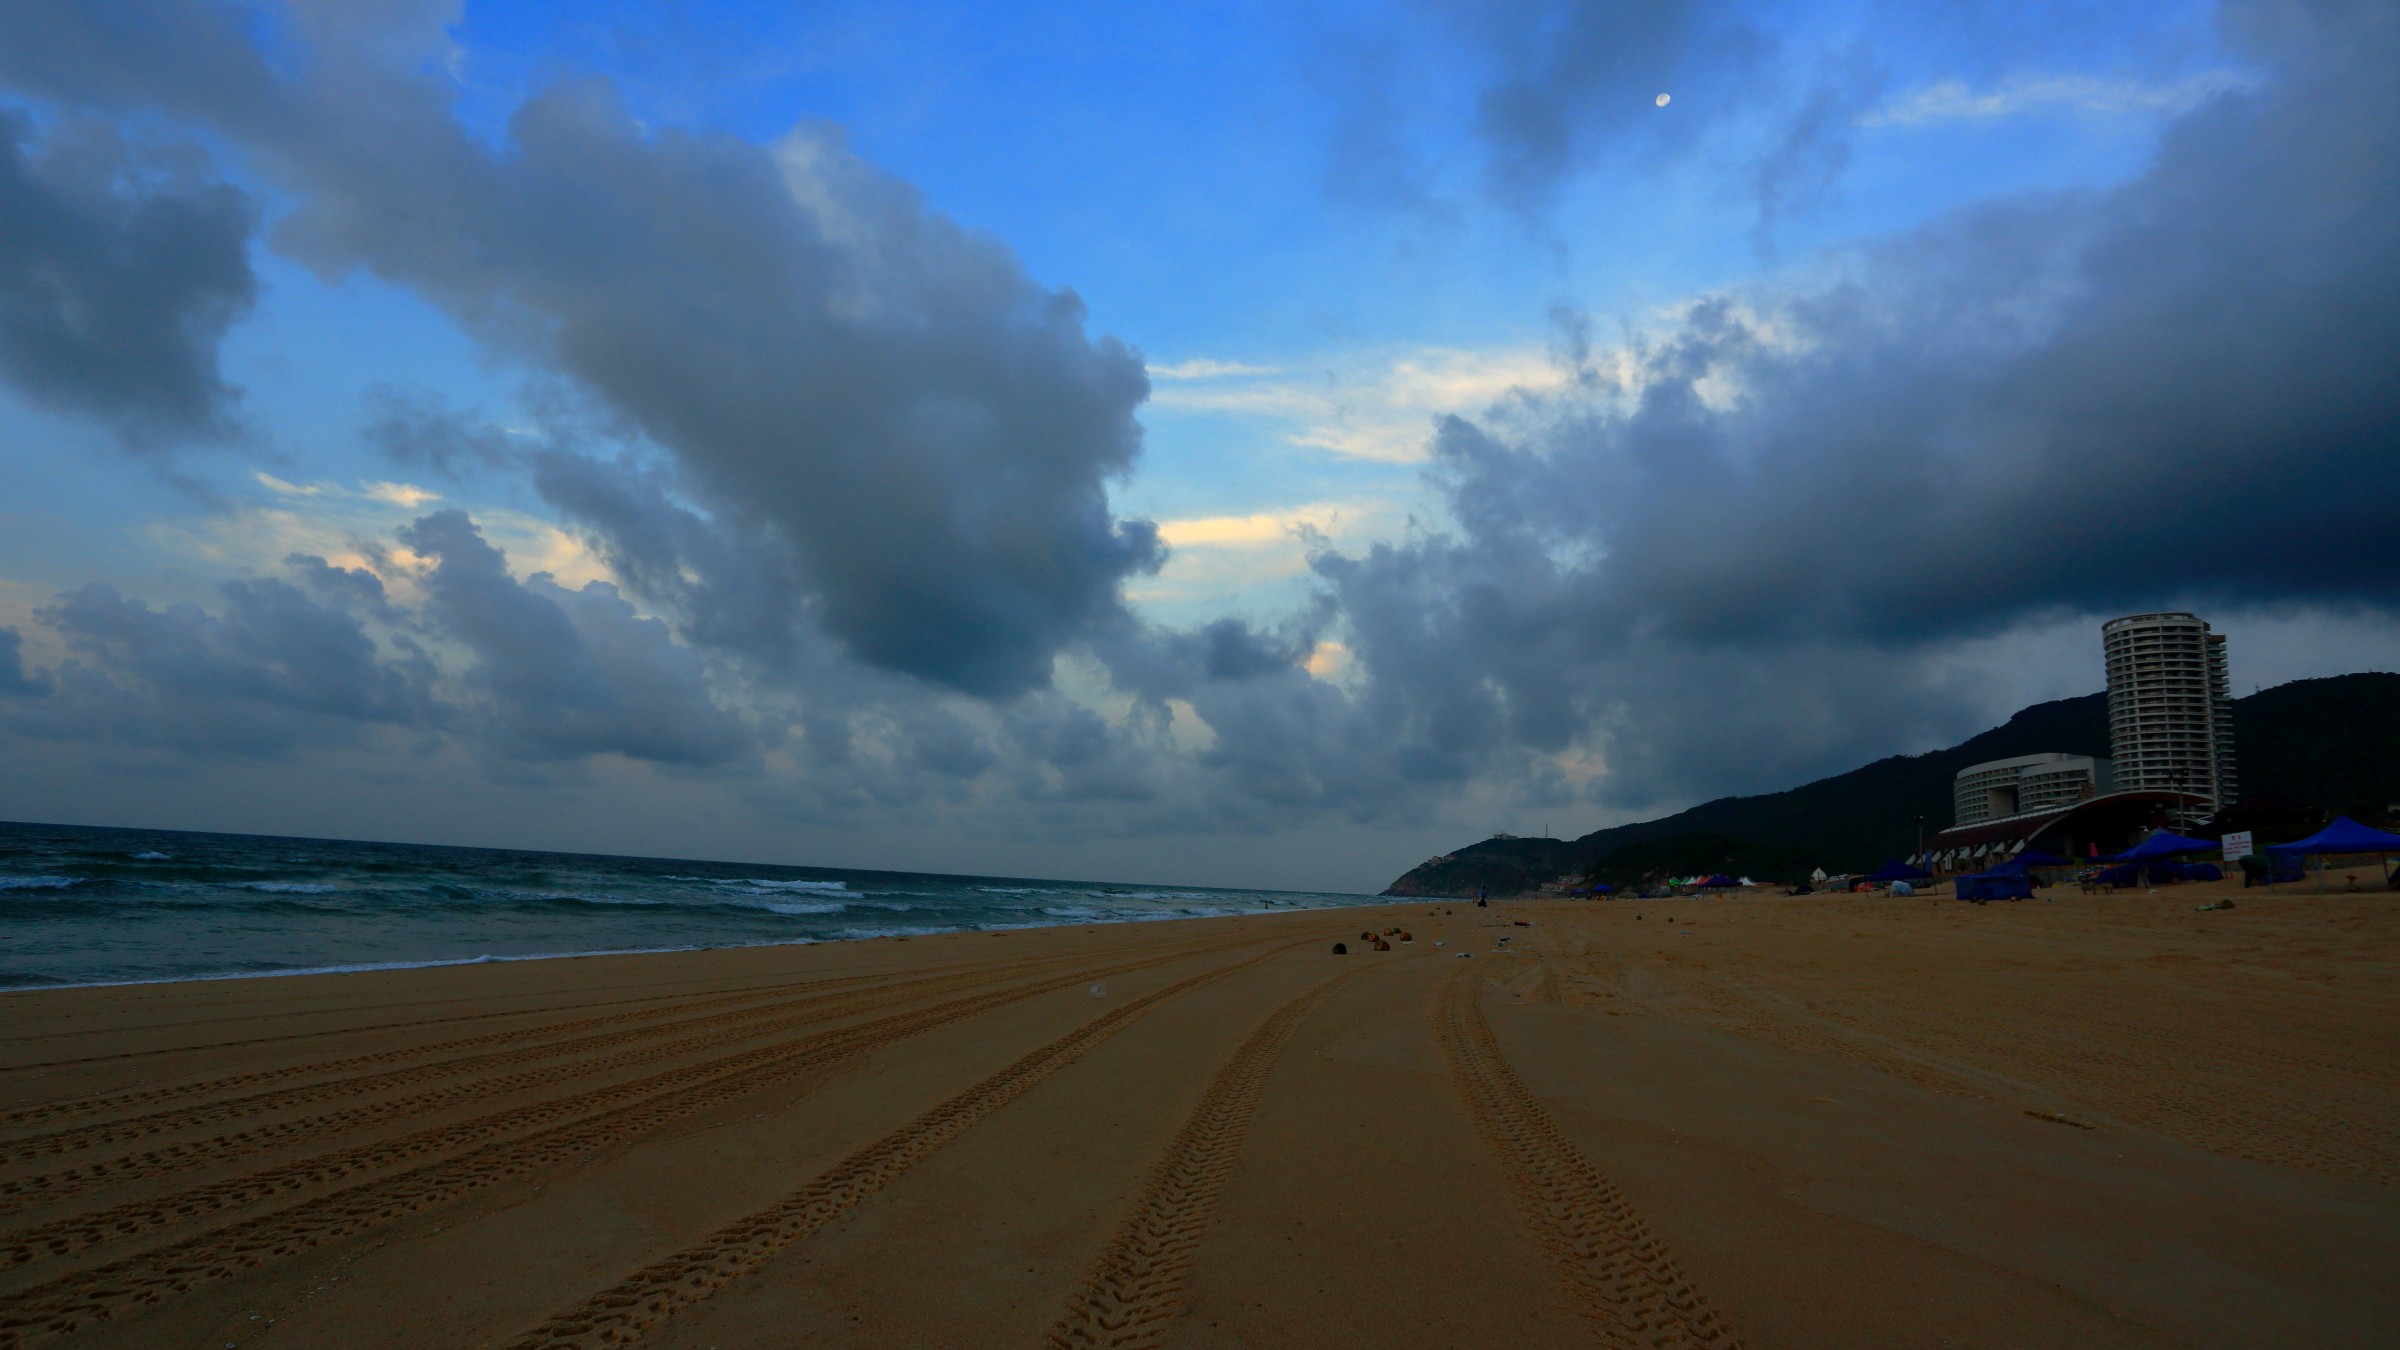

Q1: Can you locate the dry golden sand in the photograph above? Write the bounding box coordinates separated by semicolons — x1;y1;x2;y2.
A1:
0;888;2393;1349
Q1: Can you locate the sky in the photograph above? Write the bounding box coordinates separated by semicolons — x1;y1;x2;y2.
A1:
1;0;2396;893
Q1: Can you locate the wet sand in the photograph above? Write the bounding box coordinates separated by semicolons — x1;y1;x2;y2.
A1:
1;890;2393;1349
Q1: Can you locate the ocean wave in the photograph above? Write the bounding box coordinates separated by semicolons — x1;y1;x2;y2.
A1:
0;820;1387;989
391;886;849;920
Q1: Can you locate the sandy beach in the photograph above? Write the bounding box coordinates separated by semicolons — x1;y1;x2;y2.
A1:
1;890;2393;1350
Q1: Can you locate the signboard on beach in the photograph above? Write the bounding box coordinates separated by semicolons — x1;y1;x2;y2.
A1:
2221;830;2254;861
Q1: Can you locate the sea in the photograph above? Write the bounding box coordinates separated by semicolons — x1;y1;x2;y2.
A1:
0;820;1380;991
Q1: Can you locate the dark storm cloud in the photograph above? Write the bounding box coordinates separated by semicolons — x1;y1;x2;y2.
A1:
43;579;428;726
521;448;815;674
1749;43;1885;255
1312;0;1764;216
3;508;757;769
0;628;49;697
1308;27;1452;216
1303;0;2400;812
395;510;754;766
1442;0;1753;209
0;0;1161;699
359;384;522;478
5;574;437;759
0;112;256;446
284;552;407;625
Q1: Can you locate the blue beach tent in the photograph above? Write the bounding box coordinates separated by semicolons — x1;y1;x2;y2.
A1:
2275;815;2400;855
1865;859;1932;883
2267;816;2400;891
1957;871;2034;901
2107;829;2219;862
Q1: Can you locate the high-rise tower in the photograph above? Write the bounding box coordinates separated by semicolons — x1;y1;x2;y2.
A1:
2102;613;2235;813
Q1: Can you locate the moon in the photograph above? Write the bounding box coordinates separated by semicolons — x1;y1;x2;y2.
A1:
1656;93;1672;107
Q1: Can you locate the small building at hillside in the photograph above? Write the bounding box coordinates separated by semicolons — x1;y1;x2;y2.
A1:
1953;753;2114;828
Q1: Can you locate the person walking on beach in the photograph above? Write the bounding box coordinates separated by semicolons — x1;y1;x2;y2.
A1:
1477;886;1487;908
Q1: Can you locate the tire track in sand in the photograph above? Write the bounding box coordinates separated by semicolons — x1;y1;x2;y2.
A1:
0;980;875;1132
0;941;1272;1349
1043;961;1378;1350
502;941;1323;1350
1437;966;1741;1350
0;978;891;1099
2;942;1188;1132
0;958;1113;1214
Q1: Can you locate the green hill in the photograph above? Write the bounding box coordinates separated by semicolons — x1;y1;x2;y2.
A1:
1380;671;2400;897
2231;673;2400;822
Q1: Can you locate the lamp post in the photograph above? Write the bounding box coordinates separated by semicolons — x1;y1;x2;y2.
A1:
1915;815;1926;871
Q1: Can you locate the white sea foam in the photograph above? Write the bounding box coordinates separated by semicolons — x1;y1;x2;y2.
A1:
714;878;849;892
0;875;79;891
708;895;847;915
132;852;170;861
13;940;831;990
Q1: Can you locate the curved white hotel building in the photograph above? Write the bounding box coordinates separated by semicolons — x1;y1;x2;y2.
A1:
2103;612;2236;814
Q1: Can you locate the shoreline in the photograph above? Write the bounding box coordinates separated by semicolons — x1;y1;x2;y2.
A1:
0;896;1379;995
